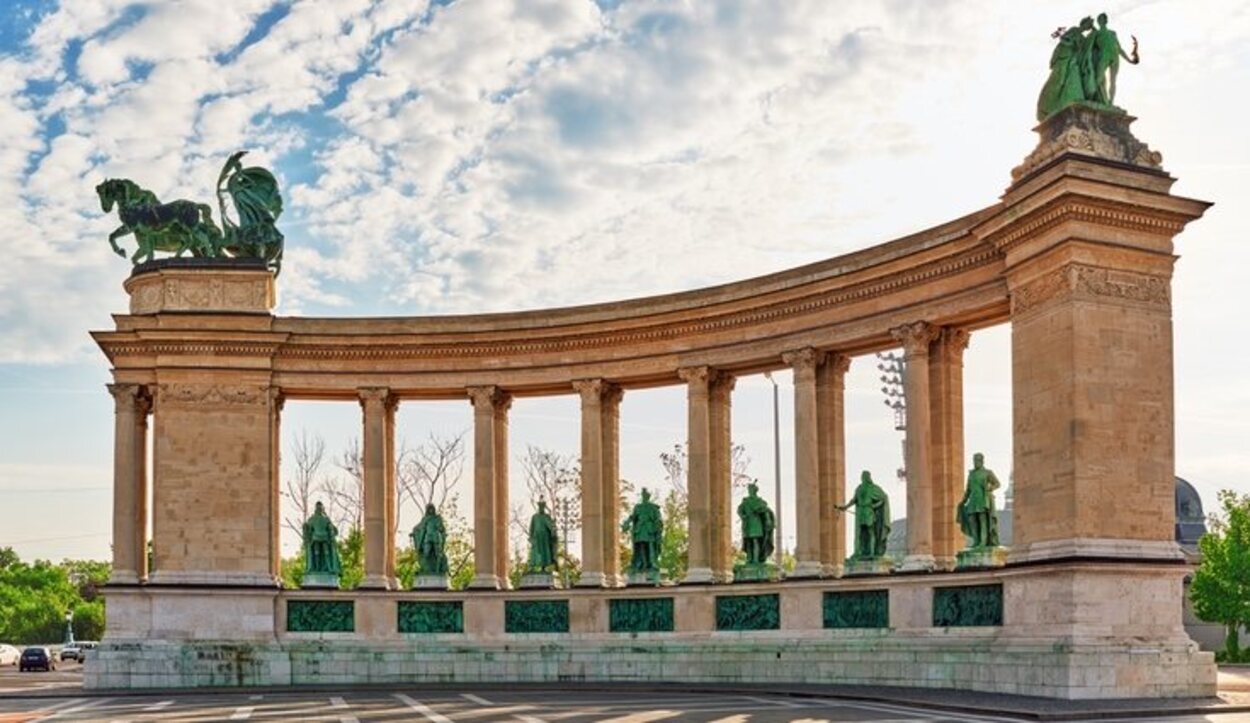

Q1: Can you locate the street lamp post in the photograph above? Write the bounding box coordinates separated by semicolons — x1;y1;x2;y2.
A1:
64;610;74;646
763;371;782;568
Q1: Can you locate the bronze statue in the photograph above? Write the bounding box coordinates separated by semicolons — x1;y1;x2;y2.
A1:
1037;13;1139;121
737;482;776;566
410;503;449;575
622;488;664;578
958;453;1002;549
838;471;891;561
301;501;342;586
527;499;559;572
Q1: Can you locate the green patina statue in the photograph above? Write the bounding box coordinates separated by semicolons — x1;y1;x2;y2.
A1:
96;151;285;273
958;453;1002;550
301;501;342;587
838;471;891;561
1037;13;1139;121
622;488;664;579
737;482;776;566
410;503;449;576
527;499;559;572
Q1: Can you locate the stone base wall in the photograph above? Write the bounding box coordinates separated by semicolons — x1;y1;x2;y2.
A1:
86;635;1214;700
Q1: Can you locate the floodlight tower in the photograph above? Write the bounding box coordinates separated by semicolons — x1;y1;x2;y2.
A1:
877;351;907;483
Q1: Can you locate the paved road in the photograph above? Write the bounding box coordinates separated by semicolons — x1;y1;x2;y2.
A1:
0;690;1247;723
0;662;82;696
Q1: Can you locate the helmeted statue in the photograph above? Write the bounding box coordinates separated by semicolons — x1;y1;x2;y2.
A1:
737;482;776;566
1037;13;1139;121
97;150;285;273
302;501;342;584
527;499;559;572
838;471;891;561
958;453;1002;549
410;503;449;575
622;488;664;577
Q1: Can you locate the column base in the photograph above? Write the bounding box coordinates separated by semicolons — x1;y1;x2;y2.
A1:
358;574;393;590
147;571;280;587
788;561;824;579
935;555;958;572
821;563;844;578
897;554;936;572
711;569;735;584
109;570;141;585
467;574;501;590
1008;538;1184;564
682;567;714;584
575;571;607;588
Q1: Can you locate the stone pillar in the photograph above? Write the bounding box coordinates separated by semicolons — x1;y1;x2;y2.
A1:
108;383;145;585
384;395;399;587
359;387;393;589
892;321;941;572
785;348;823;578
493;392;512;589
574;379;607;587
602;385;624;587
679;366;714;584
818;353;851;576
708;372;735;582
467;386;503;589
267;388;283;581
929;327;970;570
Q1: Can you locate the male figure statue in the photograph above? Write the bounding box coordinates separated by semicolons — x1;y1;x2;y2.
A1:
622;488;664;579
838;471;891;560
1090;12;1139;106
301;501;342;587
737;482;776;566
958;453;1002;549
527;499;559;572
410;503;449;576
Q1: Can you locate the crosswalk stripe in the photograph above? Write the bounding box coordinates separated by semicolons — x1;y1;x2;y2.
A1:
461;693;493;705
394;693;453;723
228;705;254;720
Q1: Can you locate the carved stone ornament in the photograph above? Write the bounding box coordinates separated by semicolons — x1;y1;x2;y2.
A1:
1011;105;1163;183
782;347;823;379
157;383;269;407
124;268;274;315
890;321;940;358
1011;263;1170;316
466;385;506;410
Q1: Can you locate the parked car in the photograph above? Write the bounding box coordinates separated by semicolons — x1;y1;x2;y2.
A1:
0;644;19;666
19;647;55;672
60;641;97;663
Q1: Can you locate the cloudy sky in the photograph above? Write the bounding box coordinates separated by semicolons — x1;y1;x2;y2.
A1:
1;0;1246;562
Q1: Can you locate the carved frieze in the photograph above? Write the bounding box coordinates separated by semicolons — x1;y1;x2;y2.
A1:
125;269;274;315
1010;263;1171;316
156;383;272;407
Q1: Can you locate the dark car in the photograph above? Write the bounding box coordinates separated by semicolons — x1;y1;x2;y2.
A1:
19;647;55;672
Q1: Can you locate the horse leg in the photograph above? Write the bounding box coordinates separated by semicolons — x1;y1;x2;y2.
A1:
108;227;131;257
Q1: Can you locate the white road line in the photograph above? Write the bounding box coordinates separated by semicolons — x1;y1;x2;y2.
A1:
249;694;263;700
38;698;106;721
229;705;254;720
513;716;547;723
845;700;1025;723
329;696;349;709
142;700;174;711
394;693;454;723
462;692;493;705
740;695;803;708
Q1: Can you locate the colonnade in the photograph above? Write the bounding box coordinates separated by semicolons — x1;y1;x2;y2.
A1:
106;322;971;588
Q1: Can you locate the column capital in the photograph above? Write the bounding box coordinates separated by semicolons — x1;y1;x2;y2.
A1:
357;386;392;409
107;383;143;412
827;352;852;376
782;347;823;378
466;385;506;411
678;365;714;392
939;327;971;362
268;386;285;412
709;372;736;402
572;378;606;403
891;321;941;358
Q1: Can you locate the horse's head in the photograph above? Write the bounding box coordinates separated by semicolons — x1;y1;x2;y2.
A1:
96;179;123;213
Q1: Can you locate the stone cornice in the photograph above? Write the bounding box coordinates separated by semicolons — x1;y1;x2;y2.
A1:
979;194;1192;255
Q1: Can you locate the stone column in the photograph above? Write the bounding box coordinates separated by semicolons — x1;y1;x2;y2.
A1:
929;327;970;570
602;384;624;587
574;380;607;587
467;386;503;589
108;383;144;585
892;321;941;572
785;348;823;578
708;373;735;582
493;392;512;589
384;395;399;587
267;388;283;581
818;353;851;576
679;366;714;584
359;387;393;589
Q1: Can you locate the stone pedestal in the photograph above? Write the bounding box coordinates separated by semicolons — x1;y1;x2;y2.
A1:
300;572;340;589
124;259;275;315
733;562;781;583
843;558;893;576
626;570;662;586
518;572;560;589
412;574;450;590
955;547;1008;570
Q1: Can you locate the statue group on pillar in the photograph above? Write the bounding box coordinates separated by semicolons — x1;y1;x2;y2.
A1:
622;488;664;584
1038;12;1139;121
301;501;342;588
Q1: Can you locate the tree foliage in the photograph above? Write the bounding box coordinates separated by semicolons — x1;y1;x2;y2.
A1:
0;548;108;643
1190;490;1250;662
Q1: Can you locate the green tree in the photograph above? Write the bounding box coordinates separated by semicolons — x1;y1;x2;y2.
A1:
337;527;365;590
658;489;689;582
1191;490;1250;662
280;553;306;589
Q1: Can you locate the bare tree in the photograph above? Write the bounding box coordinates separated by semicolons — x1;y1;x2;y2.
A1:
281;430;326;539
518;445;581;549
396;432;467;521
659;442;753;503
321;436;364;532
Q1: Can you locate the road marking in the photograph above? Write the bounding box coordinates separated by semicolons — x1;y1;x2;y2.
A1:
462;693;493;705
513;716;547;723
394;694;453;723
329;697;348;709
228;706;254;720
142;700;174;712
38;698;105;721
843;700;1024;723
249;694;263;700
741;695;803;708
